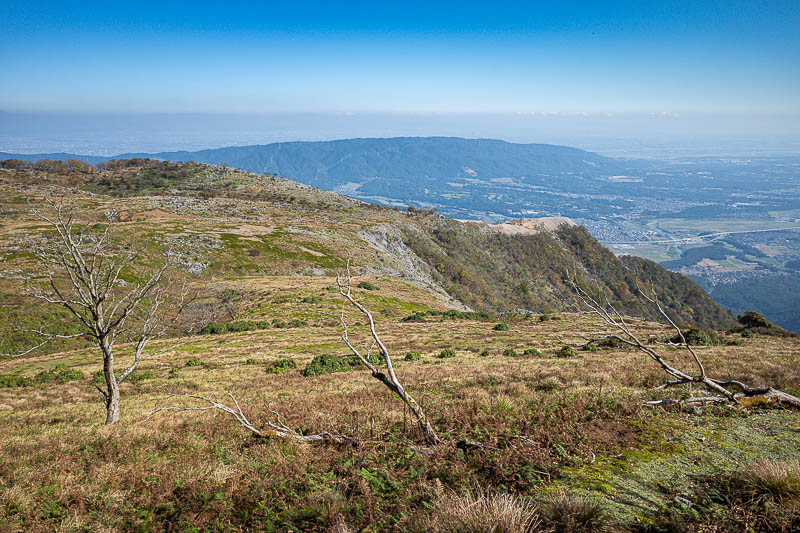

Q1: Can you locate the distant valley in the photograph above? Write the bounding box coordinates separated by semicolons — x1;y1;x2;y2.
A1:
3;136;799;331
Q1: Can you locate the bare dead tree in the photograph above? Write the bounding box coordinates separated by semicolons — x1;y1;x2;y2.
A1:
337;260;441;445
146;392;351;444
5;197;195;424
566;271;800;409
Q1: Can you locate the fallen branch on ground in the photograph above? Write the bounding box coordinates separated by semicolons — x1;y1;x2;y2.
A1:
566;270;800;410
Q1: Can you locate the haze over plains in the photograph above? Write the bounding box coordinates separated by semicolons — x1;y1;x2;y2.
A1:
1;1;798;156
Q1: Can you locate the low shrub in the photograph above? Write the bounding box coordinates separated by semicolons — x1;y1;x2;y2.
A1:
168;368;179;379
266;358;298;374
0;364;83;388
404;351;421;361
594;336;627;349
302;353;380;376
738;311;773;329
402;310;495;322
357;281;379;291
539;314;561;322
503;348;518;357
733;311;794;338
126;370;154;384
494;323;510;331
302;296;323;304
437;349;457;359
669;328;741;346
582;343;599;352
523;348;541;357
200;320;271;334
185;358;203;367
557;345;578;358
479;349;491;357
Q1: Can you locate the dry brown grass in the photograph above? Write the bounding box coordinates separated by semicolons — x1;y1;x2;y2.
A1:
539;491;609;533
735;460;800;503
0;298;798;531
1;175;799;530
415;490;540;533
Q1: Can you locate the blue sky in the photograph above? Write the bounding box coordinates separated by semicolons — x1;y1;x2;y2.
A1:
2;0;798;117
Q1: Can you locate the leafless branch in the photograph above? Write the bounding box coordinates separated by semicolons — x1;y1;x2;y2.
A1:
565;269;800;410
147;392;351;444
336;258;440;445
11;196;201;424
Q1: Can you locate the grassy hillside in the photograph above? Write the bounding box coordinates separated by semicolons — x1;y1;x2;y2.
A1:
0;159;733;346
0;274;798;531
3;160;793;531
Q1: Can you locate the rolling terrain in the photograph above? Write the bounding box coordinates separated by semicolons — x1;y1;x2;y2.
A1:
0;160;798;531
4;137;798;331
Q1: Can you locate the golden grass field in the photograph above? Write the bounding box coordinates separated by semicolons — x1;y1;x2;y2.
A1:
1;162;799;531
1;273;799;532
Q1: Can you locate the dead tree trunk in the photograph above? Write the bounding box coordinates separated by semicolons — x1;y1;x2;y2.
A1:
566;272;800;410
3;197;195;424
337;260;441;446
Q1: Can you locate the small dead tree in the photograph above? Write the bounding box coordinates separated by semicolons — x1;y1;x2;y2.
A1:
337;260;441;445
148;263;440;447
6;197;194;424
566;272;800;409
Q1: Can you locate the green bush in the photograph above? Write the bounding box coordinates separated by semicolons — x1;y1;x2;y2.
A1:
185;358;203;367
401;310;495;322
0;374;32;388
582;343;599;352
302;296;323;304
168;368;179;379
670;328;741;346
404;351;421;361
302;353;380;376
200;320;271;334
34;364;83;384
594;336;627;349
266;358;298;374
539;314;551;322
245;358;260;365
738;311;773;329
437;349;457;359
503;348;518;357
0;366;85;388
558;345;578;358
523;348;541;357
479;349;491;357
126;371;154;384
493;323;510;331
357;281;380;291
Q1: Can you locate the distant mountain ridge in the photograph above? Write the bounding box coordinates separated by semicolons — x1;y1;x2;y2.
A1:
0;136;622;190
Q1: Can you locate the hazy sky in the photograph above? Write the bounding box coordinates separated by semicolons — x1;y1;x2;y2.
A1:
2;1;799;115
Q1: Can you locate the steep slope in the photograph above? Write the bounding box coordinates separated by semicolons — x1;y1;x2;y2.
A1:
399;215;734;328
